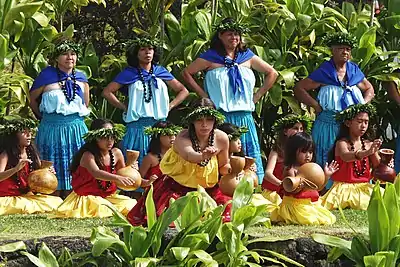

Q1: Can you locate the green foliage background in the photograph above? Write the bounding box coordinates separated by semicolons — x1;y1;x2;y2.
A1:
1;0;400;159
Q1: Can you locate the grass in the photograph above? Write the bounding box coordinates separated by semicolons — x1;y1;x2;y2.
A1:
247;209;369;240
0;209;368;241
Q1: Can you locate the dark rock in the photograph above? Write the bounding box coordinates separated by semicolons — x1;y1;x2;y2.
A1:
1;233;356;267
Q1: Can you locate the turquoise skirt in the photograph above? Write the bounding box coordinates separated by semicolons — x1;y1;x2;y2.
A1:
36;113;88;190
221;111;264;183
122;117;158;165
312;111;340;189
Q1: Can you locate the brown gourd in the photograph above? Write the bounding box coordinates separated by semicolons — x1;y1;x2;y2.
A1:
243;156;258;188
219;156;245;197
373;148;397;183
115;150;142;191
282;162;325;194
27;160;58;194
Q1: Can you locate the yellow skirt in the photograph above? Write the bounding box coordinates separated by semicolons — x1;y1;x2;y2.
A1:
0;193;63;215
261;189;282;206
54;192;137;218
271;196;336;225
321;182;377;211
251;193;279;213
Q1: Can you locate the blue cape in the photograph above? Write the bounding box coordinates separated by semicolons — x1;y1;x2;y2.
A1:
114;65;175;96
308;58;365;110
30;66;88;104
199;48;254;96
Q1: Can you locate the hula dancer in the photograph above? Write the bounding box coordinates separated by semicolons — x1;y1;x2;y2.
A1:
261;114;312;205
128;121;181;225
127;98;233;225
183;18;278;183
55;119;137;218
29;38;90;197
0;117;63;215
102;36;188;164
294;32;374;188
271;132;338;225
321;104;382;210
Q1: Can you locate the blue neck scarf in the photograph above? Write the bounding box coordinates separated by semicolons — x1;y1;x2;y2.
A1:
199;48;254;96
308;58;365;110
30;66;88;104
114;65;175;96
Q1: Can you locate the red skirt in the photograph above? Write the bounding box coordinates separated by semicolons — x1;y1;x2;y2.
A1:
127;175;232;226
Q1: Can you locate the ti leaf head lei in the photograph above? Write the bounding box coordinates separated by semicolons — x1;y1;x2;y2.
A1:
51;39;82;59
83;127;125;143
126;36;160;50
144;125;183;136
213;20;250;34
227;126;248;140
323;32;358;48
273;114;313;134
183;107;225;126
0;117;37;136
335;103;377;122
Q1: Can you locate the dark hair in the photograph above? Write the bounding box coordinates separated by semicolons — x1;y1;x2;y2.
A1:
328;113;376;162
218;122;245;156
70;118;115;173
188;97;217;145
148;120;176;155
0;131;40;173
284;132;315;167
126;45;160;67
210;18;247;56
273;119;308;158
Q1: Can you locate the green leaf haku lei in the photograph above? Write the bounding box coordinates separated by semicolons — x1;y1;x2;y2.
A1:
184;107;226;126
83;127;125;143
273;114;313;134
0;117;37;136
227;126;248;140
323;32;358;48
52;39;82;58
126;37;160;51
213;20;250;34
335;103;377;122
144;125;183;136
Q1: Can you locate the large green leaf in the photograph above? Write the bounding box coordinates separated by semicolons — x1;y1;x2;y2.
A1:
164;11;182;47
297;13;311;33
90;226;131;260
0;241;26;252
363;255;386;267
312;234;352;250
231;176;253;218
3;2;43;31
38;243;59;267
341;2;356;21
356;27;376;69
130;227;148;257
268;84;282;106
368;184;390;253
383;184;400;240
20;251;47;267
350;235;371;266
171;247;190;261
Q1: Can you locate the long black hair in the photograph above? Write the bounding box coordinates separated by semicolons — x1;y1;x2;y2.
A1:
328;113;376;162
210;18;247;57
70;118;115;173
188;98;217;146
126;44;160;67
0;130;40;171
148;120;176;155
284;132;315;168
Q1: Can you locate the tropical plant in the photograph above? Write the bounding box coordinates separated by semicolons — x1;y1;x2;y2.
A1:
312;176;400;266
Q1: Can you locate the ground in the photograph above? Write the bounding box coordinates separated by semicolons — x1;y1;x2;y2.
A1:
0;209;368;241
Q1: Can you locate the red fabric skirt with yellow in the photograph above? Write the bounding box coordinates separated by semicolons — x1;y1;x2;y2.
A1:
0;165;63;215
54;165;136;218
271;190;336;225
127;148;231;226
